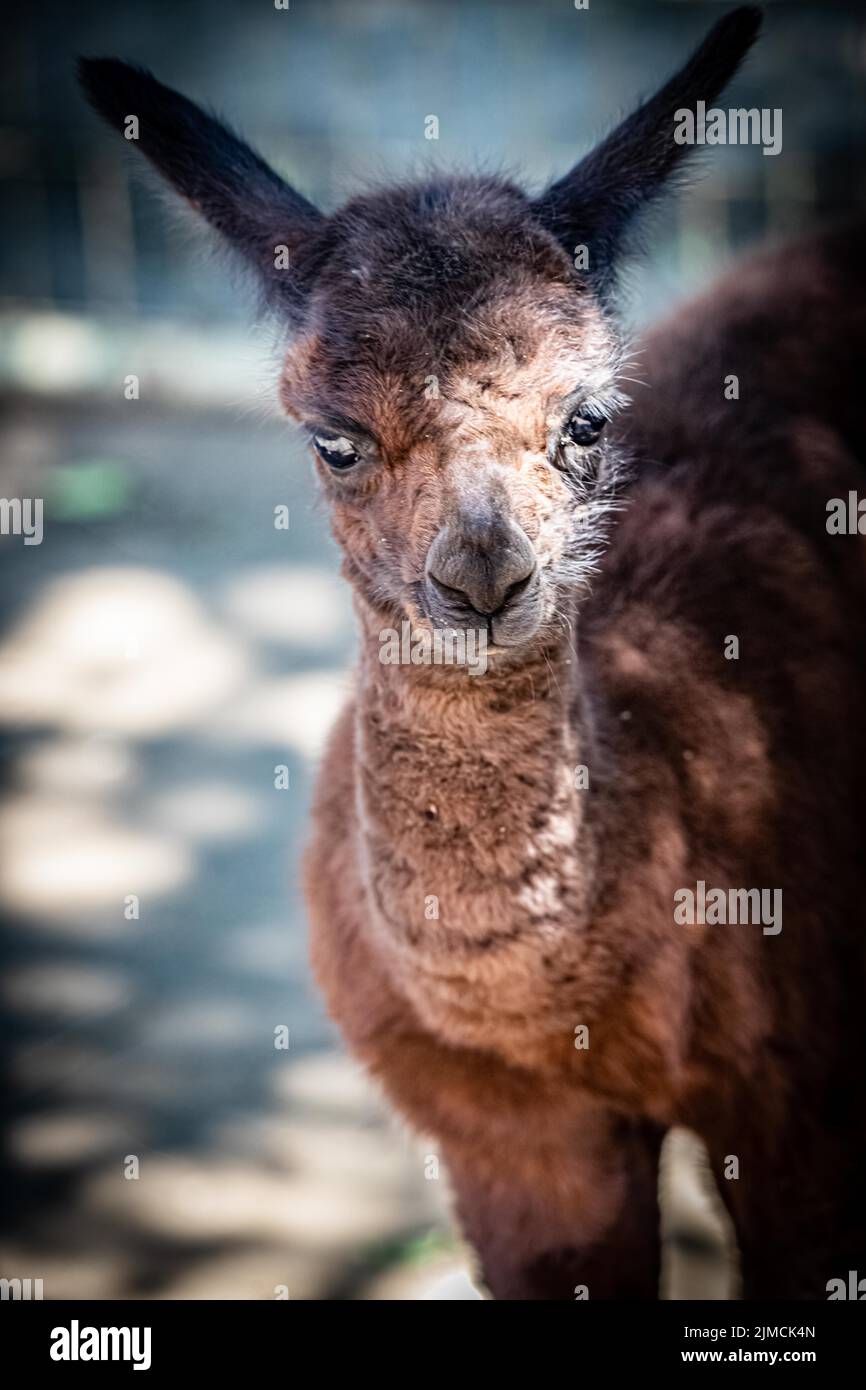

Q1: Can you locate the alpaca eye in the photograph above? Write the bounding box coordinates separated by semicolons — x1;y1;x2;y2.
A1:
314;435;360;470
566;410;607;448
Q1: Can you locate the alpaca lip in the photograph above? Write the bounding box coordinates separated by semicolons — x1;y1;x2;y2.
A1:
489;604;544;648
418;572;543;647
408;572;544;653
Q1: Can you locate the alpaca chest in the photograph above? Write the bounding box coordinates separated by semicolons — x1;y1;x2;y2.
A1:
356;745;595;1064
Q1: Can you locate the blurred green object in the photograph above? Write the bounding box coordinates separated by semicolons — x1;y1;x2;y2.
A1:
45;460;134;520
364;1226;457;1274
400;1228;457;1266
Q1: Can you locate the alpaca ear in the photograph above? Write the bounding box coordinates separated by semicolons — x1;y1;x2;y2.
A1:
532;6;762;290
77;58;325;315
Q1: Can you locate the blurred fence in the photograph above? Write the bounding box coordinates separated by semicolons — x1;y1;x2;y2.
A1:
2;0;865;333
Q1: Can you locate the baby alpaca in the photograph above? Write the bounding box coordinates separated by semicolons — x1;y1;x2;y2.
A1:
81;6;866;1298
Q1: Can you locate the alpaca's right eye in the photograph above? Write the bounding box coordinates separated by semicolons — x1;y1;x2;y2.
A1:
314;435;361;470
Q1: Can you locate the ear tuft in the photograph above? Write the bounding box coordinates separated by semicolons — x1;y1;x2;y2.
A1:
78;57;324;314
533;6;763;291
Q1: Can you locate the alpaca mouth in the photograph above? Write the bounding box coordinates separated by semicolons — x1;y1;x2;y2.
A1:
408;573;545;650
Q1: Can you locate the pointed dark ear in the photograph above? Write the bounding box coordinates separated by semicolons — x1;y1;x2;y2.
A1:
532;6;762;291
77;58;325;315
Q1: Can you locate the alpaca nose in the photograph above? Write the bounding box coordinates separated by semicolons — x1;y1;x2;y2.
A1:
425;512;537;618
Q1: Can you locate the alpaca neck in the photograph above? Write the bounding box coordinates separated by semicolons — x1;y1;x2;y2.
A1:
351;600;598;1062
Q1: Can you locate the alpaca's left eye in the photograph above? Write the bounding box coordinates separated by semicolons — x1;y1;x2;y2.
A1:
314;435;360;470
566;410;607;448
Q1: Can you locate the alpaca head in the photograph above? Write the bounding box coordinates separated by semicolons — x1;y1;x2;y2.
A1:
80;7;760;661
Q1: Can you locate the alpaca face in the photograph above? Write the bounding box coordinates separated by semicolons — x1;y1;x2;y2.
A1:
279;179;625;651
78;9;761;659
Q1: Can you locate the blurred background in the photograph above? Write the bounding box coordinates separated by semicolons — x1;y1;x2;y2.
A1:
0;0;863;1300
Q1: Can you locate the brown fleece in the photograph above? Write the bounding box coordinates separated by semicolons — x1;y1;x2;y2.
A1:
305;225;866;1299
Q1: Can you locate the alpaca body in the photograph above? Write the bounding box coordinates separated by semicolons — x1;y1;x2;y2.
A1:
79;6;866;1300
306;225;866;1298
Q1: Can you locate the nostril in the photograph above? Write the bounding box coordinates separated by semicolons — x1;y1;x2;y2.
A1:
426;569;488;619
425;518;538;618
500;568;536;609
426;561;537;620
427;573;470;604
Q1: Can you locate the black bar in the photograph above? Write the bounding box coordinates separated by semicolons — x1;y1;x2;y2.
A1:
1;1299;862;1375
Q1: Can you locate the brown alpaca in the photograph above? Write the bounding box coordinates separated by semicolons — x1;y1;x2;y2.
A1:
81;7;866;1299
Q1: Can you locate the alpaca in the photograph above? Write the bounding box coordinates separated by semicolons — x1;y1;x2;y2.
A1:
80;6;866;1299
